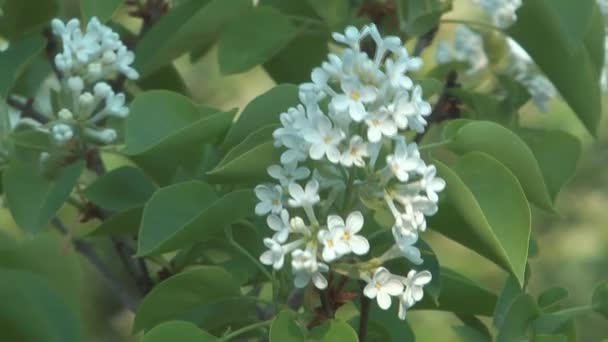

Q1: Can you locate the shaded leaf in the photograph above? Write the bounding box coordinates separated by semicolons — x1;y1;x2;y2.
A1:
80;0;121;22
430;153;531;285
307;319;358;342
218;7;296;74
496;294;540;342
270;310;306;342
84;166;157;212
142;321;218;342
0;35;45;97
3;161;84;234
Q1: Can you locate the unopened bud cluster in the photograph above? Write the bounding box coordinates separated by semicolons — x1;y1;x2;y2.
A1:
471;0;522;28
10;17;138;146
255;24;445;319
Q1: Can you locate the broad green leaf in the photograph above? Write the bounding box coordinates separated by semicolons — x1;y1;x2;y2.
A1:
533;311;580;337
496;294;540;342
270;310;306;342
493;275;523;329
0;233;82;307
449;89;516;125
508;0;604;134
430;153;531;285
538;287;569;309
84;166;157;212
533;335;567;342
416;267;497;316
307;319;358;342
369;304;416;341
221;84;298;150
138;64;190;96
306;0;349;30
218;7;296;74
80;0;121;22
592;281;608;319
124;90;235;184
395;0;453;36
135;0;252;76
0;269;82;342
517;129;581;202
137;181;255;256
142;321;218;342
207;125;280;184
0;36;45;97
89;206;143;236
453;325;490;342
456;314;492;341
134;266;252;333
0;0;59;39
446;121;553;210
3;161;84;234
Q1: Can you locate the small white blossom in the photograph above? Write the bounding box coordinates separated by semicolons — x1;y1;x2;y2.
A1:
51;123;74;143
392;228;423;265
303;116;344;163
255;184;283;215
387;141;423;182
292;248;329;289
332;79;377;122
341;135;369;167
363;267;404;310
419;165;446;202
268;162;310;187
260;238;303;270
288;180;320;208
398;270;432;319
267;209;291;243
332;26;369;50
328;211;370;255
365;111;398;143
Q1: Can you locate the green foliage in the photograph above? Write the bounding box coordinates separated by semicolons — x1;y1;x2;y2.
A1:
0;269;83;342
134;266;252;333
431;154;531;285
508;0;605;134
142;321;218;342
3;161;84;234
395;0;453;36
218;7;296;75
0;0;58;39
270;310;306;342
137;181;254;256
135;0;252;76
592;281;608;319
80;0;121;23
0;36;45;97
307;319;358;341
84;166;157;212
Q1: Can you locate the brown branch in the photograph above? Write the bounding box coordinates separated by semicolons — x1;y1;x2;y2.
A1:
6;96;49;123
52;218;138;311
416;70;461;143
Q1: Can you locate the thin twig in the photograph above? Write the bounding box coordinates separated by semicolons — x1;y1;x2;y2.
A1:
6;96;49;123
413;26;438;57
51;218;138;311
358;281;371;342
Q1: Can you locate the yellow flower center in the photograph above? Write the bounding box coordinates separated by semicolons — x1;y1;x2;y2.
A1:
350;90;361;101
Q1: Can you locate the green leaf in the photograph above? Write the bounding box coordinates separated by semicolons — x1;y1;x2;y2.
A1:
0;233;82;307
137;181;255;256
368;304;416;342
221;84;298;150
124;90;235;184
3;161;84;234
80;0;121;22
135;0;252;76
453;325;490;342
446;121;553;210
142;321;218;342
218;7;296;74
516;129;581;202
270;310;306;342
496;294;540;342
416;267;497;316
0;269;83;342
84;166;157;212
538;287;569;309
493;275;523;329
306;0;350;30
207;125;280;184
0;35;45;97
307;319;358;342
533;334;567;342
592;281;608;319
508;0;604;134
0;0;59;39
138;64;190;96
429;153;531;285
134;266;251;333
395;0;453;36
89;206;143;236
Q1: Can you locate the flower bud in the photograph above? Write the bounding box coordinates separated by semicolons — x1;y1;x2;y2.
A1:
67;76;84;94
58;108;74;120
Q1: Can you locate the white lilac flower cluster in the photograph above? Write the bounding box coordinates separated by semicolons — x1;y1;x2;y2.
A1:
436;25;488;75
254;24;445;320
471;0;522;28
10;17;138;146
436;25;556;112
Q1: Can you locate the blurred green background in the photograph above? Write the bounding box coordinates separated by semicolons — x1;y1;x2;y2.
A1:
1;0;607;340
